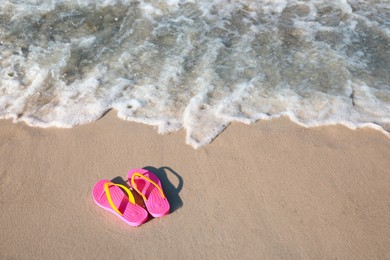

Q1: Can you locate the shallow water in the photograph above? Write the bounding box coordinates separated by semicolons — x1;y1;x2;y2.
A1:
1;0;389;148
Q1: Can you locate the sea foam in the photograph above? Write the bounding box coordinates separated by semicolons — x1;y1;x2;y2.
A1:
1;0;389;148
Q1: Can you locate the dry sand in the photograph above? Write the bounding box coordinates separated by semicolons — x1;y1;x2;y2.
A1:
0;111;389;259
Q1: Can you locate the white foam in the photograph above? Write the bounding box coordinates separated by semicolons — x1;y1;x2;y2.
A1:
1;0;390;148
138;0;163;19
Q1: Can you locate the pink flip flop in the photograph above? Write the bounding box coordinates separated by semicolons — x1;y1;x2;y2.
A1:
92;179;148;226
128;169;170;218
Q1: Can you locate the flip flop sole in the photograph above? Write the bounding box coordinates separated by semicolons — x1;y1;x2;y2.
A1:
92;179;148;226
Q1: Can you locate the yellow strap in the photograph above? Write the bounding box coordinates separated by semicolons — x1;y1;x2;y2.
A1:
131;172;166;202
104;182;135;216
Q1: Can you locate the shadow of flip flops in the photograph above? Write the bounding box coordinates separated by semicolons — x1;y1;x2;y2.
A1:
143;166;184;213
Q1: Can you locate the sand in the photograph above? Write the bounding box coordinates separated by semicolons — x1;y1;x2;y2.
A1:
0;111;389;259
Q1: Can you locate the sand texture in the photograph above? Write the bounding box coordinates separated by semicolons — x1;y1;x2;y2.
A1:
0;111;389;259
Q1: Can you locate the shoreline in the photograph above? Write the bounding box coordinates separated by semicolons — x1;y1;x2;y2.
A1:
1;111;389;259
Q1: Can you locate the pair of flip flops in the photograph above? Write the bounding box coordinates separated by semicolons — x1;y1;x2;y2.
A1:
92;168;170;226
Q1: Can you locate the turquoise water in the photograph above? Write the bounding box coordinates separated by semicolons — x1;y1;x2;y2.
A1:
1;0;389;147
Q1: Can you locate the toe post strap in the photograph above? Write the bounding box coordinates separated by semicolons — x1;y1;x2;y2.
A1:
130;172;166;202
103;182;135;216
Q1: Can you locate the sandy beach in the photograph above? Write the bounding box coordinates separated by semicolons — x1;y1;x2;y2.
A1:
0;111;389;259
